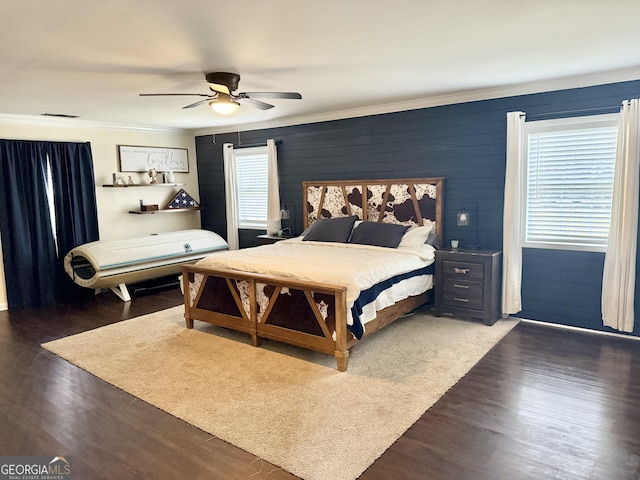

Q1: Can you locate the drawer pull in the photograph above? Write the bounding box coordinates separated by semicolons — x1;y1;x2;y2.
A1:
454;267;469;274
453;297;470;303
453;283;470;289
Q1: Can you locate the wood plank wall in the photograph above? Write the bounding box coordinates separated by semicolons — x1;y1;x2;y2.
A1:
195;79;640;336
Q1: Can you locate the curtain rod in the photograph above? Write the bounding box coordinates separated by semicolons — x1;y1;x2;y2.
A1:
234;139;282;149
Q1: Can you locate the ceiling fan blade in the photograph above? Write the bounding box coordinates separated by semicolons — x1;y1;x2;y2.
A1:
241;92;302;100
182;98;213;109
139;93;211;97
238;97;275;110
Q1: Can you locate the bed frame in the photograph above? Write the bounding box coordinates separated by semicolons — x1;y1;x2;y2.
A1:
182;177;443;371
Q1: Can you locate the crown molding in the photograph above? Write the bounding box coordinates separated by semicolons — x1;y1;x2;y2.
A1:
192;66;640;136
0;113;186;135
2;67;639;138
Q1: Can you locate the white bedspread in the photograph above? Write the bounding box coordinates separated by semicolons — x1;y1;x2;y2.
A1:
195;238;435;319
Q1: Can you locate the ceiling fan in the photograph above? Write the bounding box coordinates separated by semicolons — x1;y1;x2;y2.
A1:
140;72;302;114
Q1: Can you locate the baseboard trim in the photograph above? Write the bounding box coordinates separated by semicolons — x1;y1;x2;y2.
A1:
515;317;640;342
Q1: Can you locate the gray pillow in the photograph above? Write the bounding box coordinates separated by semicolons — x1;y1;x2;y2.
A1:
349;221;410;248
425;231;440;249
303;216;358;243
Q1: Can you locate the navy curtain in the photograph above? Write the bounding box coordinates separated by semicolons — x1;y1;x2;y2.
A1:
0;140;99;308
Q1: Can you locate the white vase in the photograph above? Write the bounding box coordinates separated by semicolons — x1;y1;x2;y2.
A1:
267;220;281;236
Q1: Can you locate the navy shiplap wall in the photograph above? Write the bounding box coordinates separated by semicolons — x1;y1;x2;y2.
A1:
195;79;640;336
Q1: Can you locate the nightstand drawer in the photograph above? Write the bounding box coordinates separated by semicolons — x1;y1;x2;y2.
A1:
442;260;484;281
442;278;484;310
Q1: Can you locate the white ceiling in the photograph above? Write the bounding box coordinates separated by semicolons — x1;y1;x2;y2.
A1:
2;0;640;133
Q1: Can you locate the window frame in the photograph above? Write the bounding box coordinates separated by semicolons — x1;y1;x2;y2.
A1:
233;146;269;230
521;113;619;253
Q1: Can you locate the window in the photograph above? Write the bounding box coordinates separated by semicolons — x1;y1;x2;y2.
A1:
234;146;268;229
523;114;619;252
44;155;59;254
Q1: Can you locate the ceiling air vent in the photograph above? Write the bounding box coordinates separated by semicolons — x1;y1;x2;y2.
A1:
41;113;80;119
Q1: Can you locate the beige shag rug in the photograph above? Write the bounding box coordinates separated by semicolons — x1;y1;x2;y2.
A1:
42;306;518;480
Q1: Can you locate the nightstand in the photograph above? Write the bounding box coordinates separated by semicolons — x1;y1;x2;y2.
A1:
434;249;502;325
256;234;293;245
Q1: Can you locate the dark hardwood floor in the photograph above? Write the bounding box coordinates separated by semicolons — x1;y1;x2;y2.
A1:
1;288;639;479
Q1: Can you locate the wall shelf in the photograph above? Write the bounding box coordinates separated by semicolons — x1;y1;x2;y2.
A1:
128;207;201;215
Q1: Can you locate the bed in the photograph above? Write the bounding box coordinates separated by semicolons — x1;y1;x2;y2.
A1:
182;177;443;371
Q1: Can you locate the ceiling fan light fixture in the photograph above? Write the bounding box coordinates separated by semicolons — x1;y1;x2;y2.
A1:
209;95;240;115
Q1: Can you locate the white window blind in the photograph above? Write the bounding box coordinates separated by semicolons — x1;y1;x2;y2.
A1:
234;146;268;229
524;115;618;251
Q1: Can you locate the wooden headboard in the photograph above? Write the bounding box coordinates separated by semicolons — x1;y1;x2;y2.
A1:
302;177;444;245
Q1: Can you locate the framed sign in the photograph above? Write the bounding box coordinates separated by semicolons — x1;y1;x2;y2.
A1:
118;145;189;172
